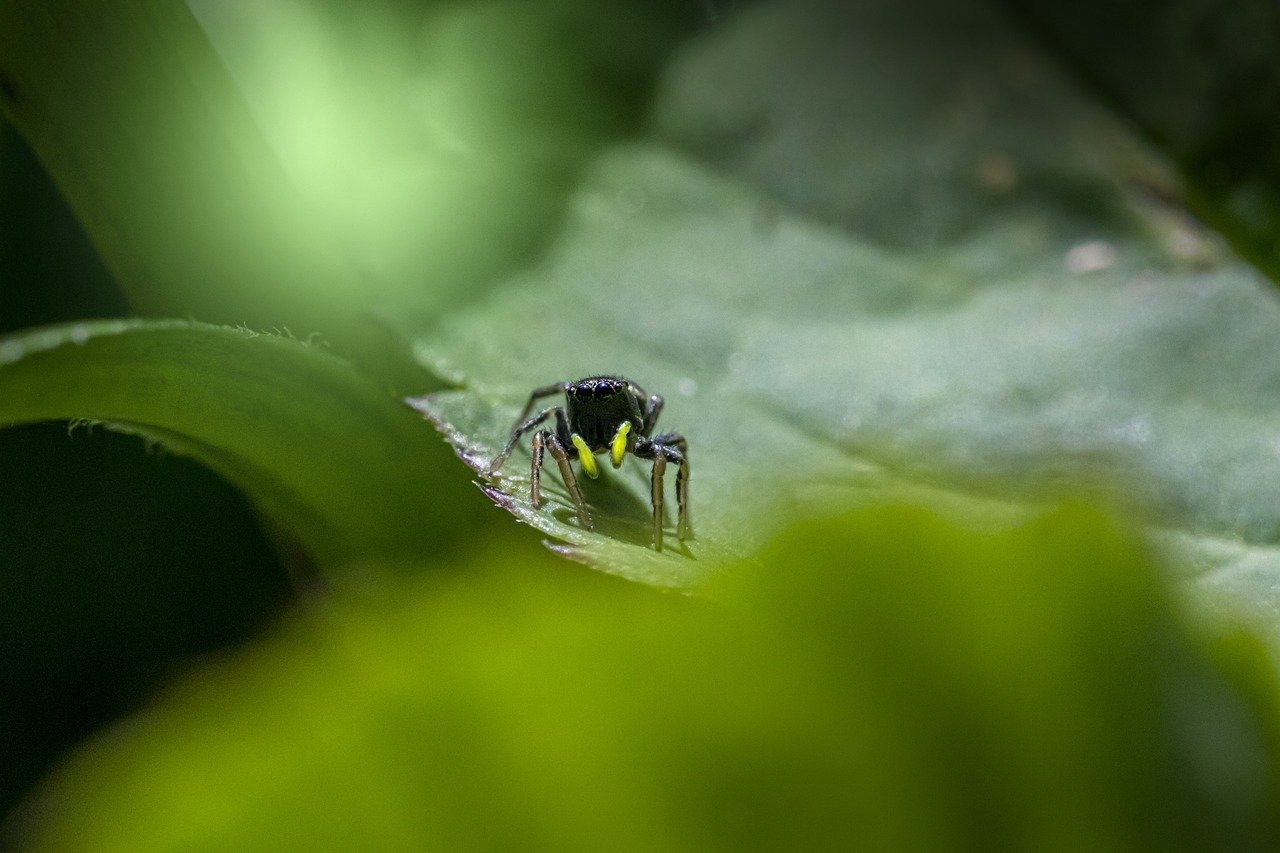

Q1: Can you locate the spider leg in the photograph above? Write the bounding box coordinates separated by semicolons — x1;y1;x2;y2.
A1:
530;428;547;506
660;439;690;542
533;428;592;530
674;447;690;541
651;431;686;452
634;436;689;551
487;406;559;475
516;382;567;423
554;407;573;445
649;447;667;552
642;393;664;437
666;442;691;545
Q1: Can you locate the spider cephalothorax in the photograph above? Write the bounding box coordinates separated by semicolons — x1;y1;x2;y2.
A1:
485;376;689;551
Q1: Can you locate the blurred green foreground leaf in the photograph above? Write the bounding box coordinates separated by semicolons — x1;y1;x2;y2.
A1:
10;505;1279;850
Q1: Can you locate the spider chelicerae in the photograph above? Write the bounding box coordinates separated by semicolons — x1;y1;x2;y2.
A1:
485;375;690;551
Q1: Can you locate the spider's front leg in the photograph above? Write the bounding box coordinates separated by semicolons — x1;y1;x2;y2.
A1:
486;382;567;475
532;428;593;530
487;405;558;476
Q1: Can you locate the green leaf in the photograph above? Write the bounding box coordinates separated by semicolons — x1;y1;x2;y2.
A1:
0;1;357;332
1006;0;1280;283
0;319;476;571
0;0;692;367
407;0;1280;614
12;505;1280;849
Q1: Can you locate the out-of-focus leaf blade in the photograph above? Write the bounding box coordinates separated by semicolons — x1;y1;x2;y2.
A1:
408;0;1280;614
0;0;698;375
0;1;360;334
12;505;1280;849
0;319;474;570
1004;0;1280;283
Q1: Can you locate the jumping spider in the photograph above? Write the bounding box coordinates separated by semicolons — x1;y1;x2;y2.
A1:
485;376;690;551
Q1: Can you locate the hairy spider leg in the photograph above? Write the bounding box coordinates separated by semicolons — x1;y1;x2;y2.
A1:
532;428;592;529
635;435;689;551
652;433;691;541
641;393;664;436
651;432;687;451
487;405;560;475
516;382;568;422
651;452;667;552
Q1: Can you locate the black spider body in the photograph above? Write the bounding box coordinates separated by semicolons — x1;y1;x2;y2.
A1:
486;375;690;551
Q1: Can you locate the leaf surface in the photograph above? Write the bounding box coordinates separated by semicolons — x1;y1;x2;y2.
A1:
408;0;1280;615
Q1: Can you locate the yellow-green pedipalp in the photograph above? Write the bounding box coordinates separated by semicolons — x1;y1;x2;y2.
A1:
610;421;631;468
571;433;599;478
